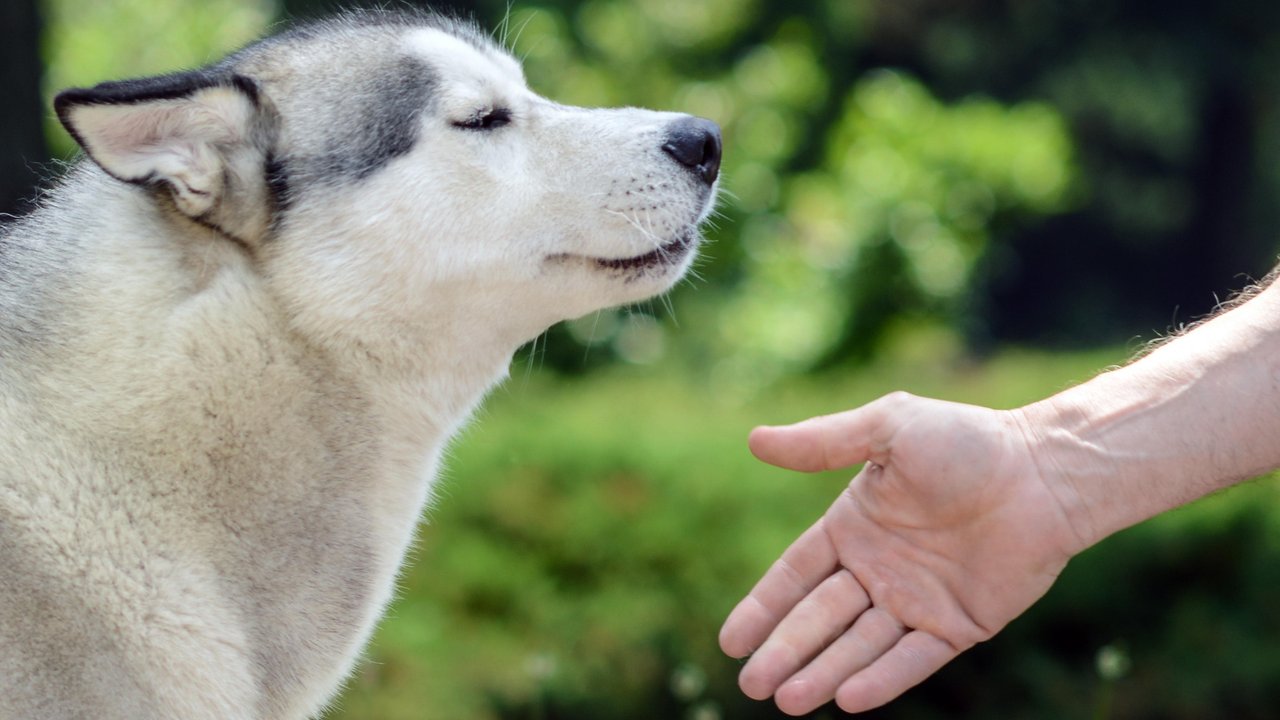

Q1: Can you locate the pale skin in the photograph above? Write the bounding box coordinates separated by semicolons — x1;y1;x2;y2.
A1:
719;276;1280;715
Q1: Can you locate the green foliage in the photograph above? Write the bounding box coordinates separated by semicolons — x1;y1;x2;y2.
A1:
719;71;1075;381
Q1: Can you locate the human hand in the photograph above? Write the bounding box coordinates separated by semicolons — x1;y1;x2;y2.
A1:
719;392;1086;715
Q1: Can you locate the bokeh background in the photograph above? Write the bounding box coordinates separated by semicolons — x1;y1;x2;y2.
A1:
5;0;1280;718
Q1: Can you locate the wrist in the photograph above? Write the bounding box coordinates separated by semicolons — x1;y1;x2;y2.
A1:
1007;399;1110;554
1013;283;1280;552
1014;359;1243;552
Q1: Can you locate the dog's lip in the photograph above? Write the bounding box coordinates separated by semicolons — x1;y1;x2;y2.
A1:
544;228;700;272
589;230;697;272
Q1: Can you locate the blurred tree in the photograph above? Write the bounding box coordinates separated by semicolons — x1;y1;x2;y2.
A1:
0;0;47;218
858;0;1280;348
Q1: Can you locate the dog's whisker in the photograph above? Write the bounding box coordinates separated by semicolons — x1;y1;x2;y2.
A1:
660;293;678;324
608;209;666;249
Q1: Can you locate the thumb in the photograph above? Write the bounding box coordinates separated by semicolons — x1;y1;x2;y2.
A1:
749;392;911;472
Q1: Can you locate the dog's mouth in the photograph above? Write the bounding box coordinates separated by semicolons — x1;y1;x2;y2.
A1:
590;229;698;273
545;228;699;276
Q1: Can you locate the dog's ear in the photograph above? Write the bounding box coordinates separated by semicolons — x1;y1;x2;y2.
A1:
55;71;264;221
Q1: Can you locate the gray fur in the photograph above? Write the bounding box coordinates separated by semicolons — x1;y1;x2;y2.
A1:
297;55;439;182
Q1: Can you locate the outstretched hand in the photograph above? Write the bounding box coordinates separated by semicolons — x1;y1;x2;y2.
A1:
719;393;1085;715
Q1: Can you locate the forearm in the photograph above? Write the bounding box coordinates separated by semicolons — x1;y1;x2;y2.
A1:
1016;278;1280;551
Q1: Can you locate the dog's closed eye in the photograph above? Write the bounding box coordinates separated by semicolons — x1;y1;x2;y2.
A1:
453;107;512;131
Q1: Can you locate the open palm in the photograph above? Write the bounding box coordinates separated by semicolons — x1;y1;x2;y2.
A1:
719;393;1084;715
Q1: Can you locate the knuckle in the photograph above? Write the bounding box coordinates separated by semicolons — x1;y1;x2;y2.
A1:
881;390;917;408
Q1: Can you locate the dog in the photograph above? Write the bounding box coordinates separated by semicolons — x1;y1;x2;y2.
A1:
0;9;720;719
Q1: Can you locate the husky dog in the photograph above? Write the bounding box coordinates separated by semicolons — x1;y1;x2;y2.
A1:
0;10;720;719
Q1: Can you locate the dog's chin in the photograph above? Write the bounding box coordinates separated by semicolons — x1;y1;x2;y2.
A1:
547;226;700;282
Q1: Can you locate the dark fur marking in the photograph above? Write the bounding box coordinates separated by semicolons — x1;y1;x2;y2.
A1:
308;56;438;182
264;152;291;214
54;70;259;111
224;8;492;186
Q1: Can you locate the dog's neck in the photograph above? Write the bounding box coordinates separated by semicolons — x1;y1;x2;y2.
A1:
340;329;516;472
21;168;521;492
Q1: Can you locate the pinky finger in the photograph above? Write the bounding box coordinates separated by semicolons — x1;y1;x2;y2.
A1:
834;631;960;714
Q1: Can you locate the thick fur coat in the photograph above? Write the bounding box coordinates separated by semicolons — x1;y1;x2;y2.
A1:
0;11;719;719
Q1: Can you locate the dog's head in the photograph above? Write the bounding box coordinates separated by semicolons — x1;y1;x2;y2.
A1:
54;11;720;359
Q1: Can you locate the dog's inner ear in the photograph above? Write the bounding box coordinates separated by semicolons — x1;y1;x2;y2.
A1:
56;74;260;222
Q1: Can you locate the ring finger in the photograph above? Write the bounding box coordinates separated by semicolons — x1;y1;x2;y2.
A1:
738;568;870;701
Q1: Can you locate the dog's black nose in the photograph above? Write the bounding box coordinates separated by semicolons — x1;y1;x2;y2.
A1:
663;117;722;185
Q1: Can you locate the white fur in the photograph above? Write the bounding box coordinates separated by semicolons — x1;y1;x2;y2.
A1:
0;16;716;719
